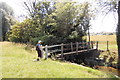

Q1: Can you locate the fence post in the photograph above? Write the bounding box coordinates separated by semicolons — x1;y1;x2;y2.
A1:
76;42;78;54
61;43;64;60
45;45;48;60
107;41;109;51
71;42;73;52
96;41;98;49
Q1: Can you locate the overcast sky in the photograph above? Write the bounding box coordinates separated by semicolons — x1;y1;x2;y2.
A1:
0;0;118;33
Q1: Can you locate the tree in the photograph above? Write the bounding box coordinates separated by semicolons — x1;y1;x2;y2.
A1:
23;0;57;44
9;0;92;45
52;2;92;43
0;2;16;41
117;1;120;69
8;19;39;43
0;10;3;41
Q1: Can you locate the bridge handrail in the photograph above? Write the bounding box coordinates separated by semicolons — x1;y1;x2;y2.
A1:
43;41;99;60
42;42;89;49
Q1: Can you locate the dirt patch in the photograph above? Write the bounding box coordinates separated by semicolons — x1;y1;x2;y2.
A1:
95;66;120;77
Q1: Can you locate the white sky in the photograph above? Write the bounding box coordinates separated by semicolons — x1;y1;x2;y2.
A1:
0;0;26;16
91;12;118;33
0;0;118;33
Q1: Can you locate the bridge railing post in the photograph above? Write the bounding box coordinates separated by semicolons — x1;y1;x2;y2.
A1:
45;45;48;60
91;41;93;49
71;42;73;52
76;42;78;54
82;41;85;49
61;43;64;60
87;42;90;51
96;41;98;50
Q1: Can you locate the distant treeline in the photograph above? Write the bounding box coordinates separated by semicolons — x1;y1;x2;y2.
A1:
90;32;116;35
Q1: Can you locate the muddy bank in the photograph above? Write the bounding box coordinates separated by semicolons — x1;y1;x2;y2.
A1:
95;66;120;77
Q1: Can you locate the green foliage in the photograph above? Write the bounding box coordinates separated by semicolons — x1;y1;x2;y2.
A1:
0;2;16;41
8;1;92;45
9;19;41;43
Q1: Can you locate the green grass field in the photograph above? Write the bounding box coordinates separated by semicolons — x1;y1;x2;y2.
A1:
1;42;115;78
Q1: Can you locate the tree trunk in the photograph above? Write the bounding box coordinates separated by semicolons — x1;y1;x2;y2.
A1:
117;1;120;69
0;12;3;41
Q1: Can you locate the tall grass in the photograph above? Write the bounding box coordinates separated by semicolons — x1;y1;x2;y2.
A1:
88;35;117;50
1;42;115;78
89;35;116;42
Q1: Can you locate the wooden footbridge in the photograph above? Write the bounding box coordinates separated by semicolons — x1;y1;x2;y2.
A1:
43;41;100;60
42;41;117;69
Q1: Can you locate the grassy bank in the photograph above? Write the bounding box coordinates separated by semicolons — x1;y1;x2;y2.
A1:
1;42;115;78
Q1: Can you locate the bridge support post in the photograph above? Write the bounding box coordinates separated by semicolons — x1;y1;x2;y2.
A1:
45;45;48;60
